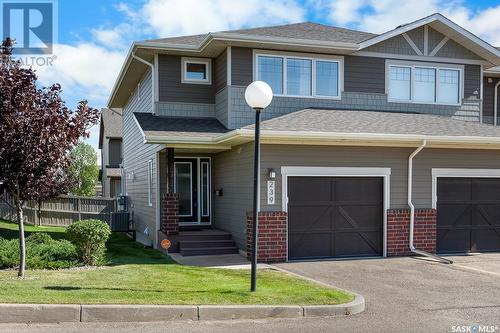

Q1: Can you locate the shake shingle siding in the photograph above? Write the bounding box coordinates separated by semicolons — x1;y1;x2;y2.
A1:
122;68;160;245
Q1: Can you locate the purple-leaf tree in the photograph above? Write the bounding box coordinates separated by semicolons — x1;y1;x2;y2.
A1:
0;38;99;278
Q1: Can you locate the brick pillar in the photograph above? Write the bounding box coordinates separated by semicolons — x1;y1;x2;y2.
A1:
161;193;179;235
246;211;287;263
387;209;437;256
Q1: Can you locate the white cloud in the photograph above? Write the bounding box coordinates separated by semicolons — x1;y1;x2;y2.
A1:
142;0;305;37
316;0;500;46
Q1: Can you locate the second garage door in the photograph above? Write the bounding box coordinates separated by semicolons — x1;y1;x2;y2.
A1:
288;177;383;260
437;177;500;253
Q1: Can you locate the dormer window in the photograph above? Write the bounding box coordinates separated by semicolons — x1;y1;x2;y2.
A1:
255;51;343;99
182;57;212;84
387;60;462;106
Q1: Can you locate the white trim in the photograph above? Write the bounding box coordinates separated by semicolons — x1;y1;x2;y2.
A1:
147;159;153;206
154;53;159;109
402;33;423;56
173;161;193;217
253;50;344;100
431;168;500;209
181;57;212;84
154;152;160;246
423;25;429;56
226;46;232;86
132;113;147;144
280;166;391;259
353;51;489;66
429;37;449;57
359;13;500;58
173;156;212;224
385;60;464;106
200;161;210;217
480;64;484;123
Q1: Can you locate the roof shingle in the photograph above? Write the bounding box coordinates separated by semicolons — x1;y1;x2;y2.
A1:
243;109;500;138
144;22;376;46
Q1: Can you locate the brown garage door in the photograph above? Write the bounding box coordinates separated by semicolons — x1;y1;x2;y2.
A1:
287;177;383;260
437;178;500;253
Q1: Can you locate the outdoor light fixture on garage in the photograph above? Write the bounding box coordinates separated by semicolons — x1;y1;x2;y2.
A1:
245;81;273;292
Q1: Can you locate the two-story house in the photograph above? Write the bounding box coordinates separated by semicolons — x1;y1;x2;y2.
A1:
107;13;500;261
98;108;123;198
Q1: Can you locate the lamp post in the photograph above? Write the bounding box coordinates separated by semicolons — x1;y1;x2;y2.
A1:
244;81;273;292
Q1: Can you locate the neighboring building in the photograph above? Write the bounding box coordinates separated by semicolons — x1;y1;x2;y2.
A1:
107;13;500;259
98;108;123;198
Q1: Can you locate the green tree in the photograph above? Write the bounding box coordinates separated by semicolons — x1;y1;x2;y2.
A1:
69;143;99;196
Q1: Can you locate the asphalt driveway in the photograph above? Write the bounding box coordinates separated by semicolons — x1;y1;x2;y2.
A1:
274;254;500;332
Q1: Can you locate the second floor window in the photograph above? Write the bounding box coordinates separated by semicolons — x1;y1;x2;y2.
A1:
182;57;212;84
256;53;342;99
388;61;462;105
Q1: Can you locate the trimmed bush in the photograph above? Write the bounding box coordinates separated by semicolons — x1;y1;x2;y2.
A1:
66;219;111;266
0;234;79;269
26;232;53;244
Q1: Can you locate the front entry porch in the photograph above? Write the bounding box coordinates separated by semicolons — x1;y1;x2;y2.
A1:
157;148;238;256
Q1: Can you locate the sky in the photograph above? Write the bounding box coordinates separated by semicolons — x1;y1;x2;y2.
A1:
18;0;500;155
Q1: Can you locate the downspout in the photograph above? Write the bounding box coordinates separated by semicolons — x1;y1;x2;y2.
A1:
408;140;452;264
494;79;500;126
131;52;155;114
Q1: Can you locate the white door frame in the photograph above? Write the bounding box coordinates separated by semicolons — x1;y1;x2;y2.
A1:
174;156;212;225
281;166;392;259
431;168;500;209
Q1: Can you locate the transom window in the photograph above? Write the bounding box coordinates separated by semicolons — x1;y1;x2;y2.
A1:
182;57;211;84
387;61;462;105
256;53;342;98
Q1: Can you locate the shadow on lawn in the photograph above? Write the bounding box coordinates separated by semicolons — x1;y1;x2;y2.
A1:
43;285;245;295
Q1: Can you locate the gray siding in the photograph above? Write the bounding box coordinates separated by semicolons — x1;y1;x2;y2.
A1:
483;77;500;125
122;68;161;246
258;145;500;211
215;87;229;127
464;65;481;98
344;56;385;94
155;101;215;118
212;143;253;249
158;55;215;104
227;86;480;129
435;38;482;60
231;47;253;86
364;34;418;55
214;49;227;93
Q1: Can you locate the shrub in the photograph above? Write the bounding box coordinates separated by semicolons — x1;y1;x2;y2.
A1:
66;219;111;266
26;232;53;244
0;235;79;269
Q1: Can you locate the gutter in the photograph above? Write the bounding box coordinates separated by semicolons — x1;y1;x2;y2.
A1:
495;79;500;126
131;52;155;114
407;140;452;264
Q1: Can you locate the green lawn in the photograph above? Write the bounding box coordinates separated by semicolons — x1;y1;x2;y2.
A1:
0;220;353;305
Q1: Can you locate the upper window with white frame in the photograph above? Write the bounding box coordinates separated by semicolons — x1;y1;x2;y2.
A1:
181;57;212;84
255;52;343;99
387;61;463;105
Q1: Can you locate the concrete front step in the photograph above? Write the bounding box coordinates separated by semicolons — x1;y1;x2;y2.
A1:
180;246;239;256
177;231;233;242
180;239;236;249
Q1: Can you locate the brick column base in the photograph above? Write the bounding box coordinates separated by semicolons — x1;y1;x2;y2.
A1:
246;211;287;263
387;209;437;256
161;193;179;235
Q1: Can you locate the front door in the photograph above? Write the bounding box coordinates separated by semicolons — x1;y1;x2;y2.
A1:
174;158;211;224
